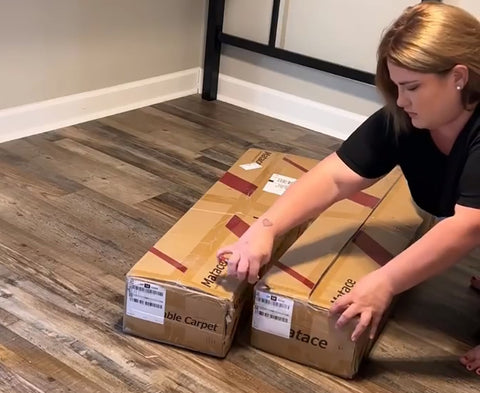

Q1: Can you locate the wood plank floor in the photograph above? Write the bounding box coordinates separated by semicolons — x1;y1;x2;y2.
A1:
0;94;479;392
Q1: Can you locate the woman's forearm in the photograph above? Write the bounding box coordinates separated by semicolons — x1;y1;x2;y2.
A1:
381;215;480;295
253;153;377;237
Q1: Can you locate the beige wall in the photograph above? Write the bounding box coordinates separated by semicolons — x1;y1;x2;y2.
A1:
4;1;476;117
0;0;206;110
221;0;410;116
219;46;382;117
220;1;480;117
444;0;480;17
223;0;273;44
280;0;417;74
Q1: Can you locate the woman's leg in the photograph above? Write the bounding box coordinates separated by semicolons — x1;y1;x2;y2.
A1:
411;205;480;374
461;248;480;374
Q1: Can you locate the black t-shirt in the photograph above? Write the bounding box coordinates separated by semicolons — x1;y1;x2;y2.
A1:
336;105;480;218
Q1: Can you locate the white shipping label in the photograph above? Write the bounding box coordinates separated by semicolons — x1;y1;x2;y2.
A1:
126;279;166;324
240;162;262;171
263;174;297;196
252;291;294;338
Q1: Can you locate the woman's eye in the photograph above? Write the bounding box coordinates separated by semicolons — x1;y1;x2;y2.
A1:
406;85;419;91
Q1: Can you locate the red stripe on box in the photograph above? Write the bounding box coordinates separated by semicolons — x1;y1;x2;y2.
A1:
149;247;188;273
349;191;381;209
275;261;315;289
282;157;380;209
219;172;258;196
353;231;393;266
226;215;250;237
283;157;308;173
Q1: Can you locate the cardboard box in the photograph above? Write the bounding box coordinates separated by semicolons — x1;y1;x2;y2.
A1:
250;173;424;378
122;148;322;357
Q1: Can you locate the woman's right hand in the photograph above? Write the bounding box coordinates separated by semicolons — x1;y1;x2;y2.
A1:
216;221;275;284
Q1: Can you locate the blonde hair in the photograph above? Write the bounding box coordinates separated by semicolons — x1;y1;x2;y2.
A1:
376;2;480;132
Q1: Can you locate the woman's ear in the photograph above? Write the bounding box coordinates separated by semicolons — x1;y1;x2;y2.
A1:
451;64;469;89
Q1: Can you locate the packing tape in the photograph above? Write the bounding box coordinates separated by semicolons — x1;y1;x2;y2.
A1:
274;261;316;290
180;214;254;287
282;156;309;172
272;215;382;292
149;246;188;273
177;153;308;287
352;230;394;266
145;153;384;294
219;171;258;196
348;191;381;209
225;215;250;238
146;153;281;276
281;156;381;209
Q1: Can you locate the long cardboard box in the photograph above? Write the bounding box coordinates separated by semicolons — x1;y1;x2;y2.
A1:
250;174;424;378
123;149;322;356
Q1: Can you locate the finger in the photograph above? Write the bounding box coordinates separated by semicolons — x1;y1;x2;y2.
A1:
351;310;372;342
237;255;249;281
369;314;383;340
224;250;239;275
216;246;232;259
249;253;269;284
217;248;233;267
335;303;360;329
248;260;260;284
329;294;352;316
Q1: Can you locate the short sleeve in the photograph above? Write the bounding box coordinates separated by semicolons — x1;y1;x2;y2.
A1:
336;107;399;179
457;142;480;209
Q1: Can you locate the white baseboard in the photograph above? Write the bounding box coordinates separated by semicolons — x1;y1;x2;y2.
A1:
0;68;201;144
1;67;367;144
216;74;367;140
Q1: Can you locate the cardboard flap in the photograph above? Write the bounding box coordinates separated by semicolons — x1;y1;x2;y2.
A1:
311;177;423;308
260;168;402;300
250;172;426;378
127;149;319;300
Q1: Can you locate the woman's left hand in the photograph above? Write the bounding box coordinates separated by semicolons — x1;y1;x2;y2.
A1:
329;270;395;342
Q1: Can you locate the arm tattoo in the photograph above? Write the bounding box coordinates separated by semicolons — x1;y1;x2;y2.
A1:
262;218;273;227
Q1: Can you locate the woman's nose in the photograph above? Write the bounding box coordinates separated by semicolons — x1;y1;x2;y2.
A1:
396;91;409;108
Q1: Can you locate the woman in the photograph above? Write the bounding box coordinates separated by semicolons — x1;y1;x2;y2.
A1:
217;2;480;375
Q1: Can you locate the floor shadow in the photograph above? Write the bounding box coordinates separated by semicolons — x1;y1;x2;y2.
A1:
359;355;480;381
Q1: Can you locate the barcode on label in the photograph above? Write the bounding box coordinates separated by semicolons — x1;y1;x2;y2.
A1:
252;290;294;338
131;285;164;297
130;297;163;309
126;279;166;325
257;310;289;323
256;297;290;310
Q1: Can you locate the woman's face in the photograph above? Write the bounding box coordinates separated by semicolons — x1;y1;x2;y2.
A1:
387;61;465;131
